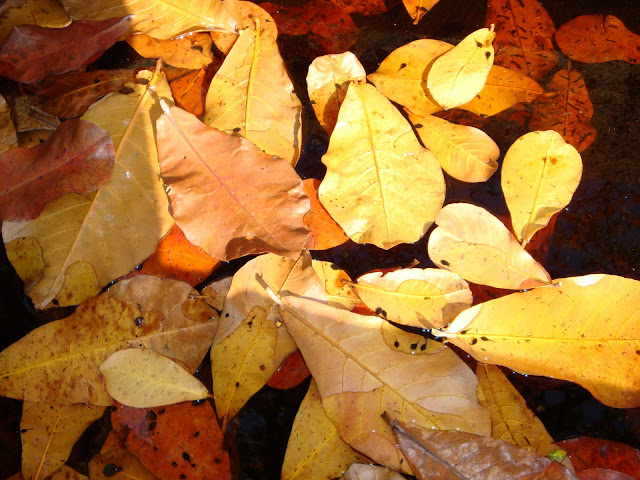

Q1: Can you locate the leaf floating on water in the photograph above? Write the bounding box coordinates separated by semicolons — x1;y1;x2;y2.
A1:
402;0;440;25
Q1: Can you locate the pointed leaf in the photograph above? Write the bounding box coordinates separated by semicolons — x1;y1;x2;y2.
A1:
164;66;210;118
302;178;349;250
402;0;440;25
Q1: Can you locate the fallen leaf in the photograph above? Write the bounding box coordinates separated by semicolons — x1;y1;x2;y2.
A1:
502;130;583;245
111;401;230;480
354;268;472;329
210;0;277;55
408;111;499;182
326;0;388;15
380;321;446;355
44;465;87;480
0;119;115;221
402;0;440;25
530;68;597;153
426;26;496;110
558;437;640;478
0;275;217;405
200;276;232;311
578;469;637;480
58;0;237;39
127;33;214;69
2;69;174;309
281;380;370;480
0;0;70;45
157;105;309;261
428;203;552;289
20;402;105;480
441;274;640;409
343;463;405;480
318;81;445;249
5;236;45;289
165;66;211;118
266;350;310;390
555;15;640;65
302;178;349;250
0;94;17;154
0;17;132;84
13;96;59;133
88;449;157;480
307;52;366;134
204;22;303;166
311;260;361;310
486;0;558;80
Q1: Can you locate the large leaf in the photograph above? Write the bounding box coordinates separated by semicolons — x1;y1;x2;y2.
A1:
204;23;303;165
318;81;445;249
440;274;640;408
2;69;174;309
156;105;309;261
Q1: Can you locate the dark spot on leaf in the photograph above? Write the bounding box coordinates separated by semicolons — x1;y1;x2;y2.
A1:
441;259;450;266
193;431;200;437
476;40;482;47
146;410;157;420
52;299;59;306
399;62;407;70
20;428;27;433
148;421;156;431
410;342;418;350
103;464;123;477
182;452;191;462
225;313;230;317
480;336;490;341
172;462;178;467
214;458;222;463
135;316;143;326
232;127;241;133
157;408;166;414
420;343;427;351
485;51;491;59
394;340;399;347
180;475;186;480
470;338;478;345
236;381;240;387
414;123;423;128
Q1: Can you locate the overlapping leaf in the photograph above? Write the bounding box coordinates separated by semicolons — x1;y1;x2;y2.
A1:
302;178;349;250
0;0;70;45
0;94;17;153
127;33;214;69
402;0;440;25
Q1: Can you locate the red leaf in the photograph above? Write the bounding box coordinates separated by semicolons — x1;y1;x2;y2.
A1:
0;118;114;221
0;17;132;84
266;350;310;390
558;437;640;479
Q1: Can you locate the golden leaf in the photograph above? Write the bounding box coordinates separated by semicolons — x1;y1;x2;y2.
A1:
89;450;156;480
402;0;440;25
311;260;361;311
126;33;214;69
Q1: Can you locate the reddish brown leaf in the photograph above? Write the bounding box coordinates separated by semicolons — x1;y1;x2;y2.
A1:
578;469;637;480
558;437;640;479
266;350;311;390
165;66;218;119
302;178;349;250
0;17;132;84
156;106;310;261
0;118;114;221
260;1;359;54
111;401;230;480
327;0;389;15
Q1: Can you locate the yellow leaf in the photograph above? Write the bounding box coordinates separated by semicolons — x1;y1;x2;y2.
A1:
100;348;209;407
428;203;551;289
426;26;496;109
0;276;217;405
502;130;582;245
5;236;44;289
318;82;445;249
354;268;472;329
126;33;214;69
58;0;237;39
89;450;156;480
2;69;174;309
210;1;277;55
204;22;302;166
442;274;640;408
367;39;451;116
311;260;361;311
201;276;232;311
402;0;440;25
307;52;366;134
0;0;70;45
408;111;499;182
47;465;87;480
281;380;370;480
20;402;105;480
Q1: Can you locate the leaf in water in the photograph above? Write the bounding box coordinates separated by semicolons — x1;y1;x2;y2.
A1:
402;0;439;25
2;69;174;309
502;130;583;245
302;179;349;250
326;0;388;15
555;15;640;65
88;450;157;480
200;276;232;312
577;469;637;480
344;463;406;480
210;1;278;56
5;236;45;289
111;401;230;480
0;94;17;153
386;415;578;479
428;203;551;289
408;111;499;183
126;33;214;69
157;105;309;261
0;17;132;84
311;260;360;310
13;96;59;133
486;0;558;80
558;436;640;477
529;68;597;153
354;268;472;329
281;380;370;480
165;66;211;119
426;26;496;110
0;275;217;405
318;81;445;249
0;0;70;45
442;274;640;408
306;52;366;134
204;22;302;165
266;350;310;390
58;0;237;39
367;39;451;116
20;402;105;480
0;119;115;221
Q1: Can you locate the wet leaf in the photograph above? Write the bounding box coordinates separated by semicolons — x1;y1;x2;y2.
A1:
319;81;445;249
0;94;17;153
210;0;278;55
442;274;640;408
502;130;583;245
343;463;405;480
165;66;211;119
0;0;70;45
428;203;551;289
5;236;45;289
302;178;349;250
327;0;388;15
311;260;360;310
266;350;310;390
558;437;640;478
0;119;115;221
126;33;214;69
88;449;157;480
402;1;440;25
577;469;637;480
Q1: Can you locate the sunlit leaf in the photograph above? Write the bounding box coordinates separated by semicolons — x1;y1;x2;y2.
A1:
343;463;405;480
302;179;349;250
127;33;214;69
311;260;360;310
402;0;439;25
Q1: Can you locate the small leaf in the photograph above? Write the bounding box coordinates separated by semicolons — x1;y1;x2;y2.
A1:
344;463;407;480
266;350;310;390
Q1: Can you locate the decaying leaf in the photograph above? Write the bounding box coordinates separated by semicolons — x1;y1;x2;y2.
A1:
402;0;440;25
327;0;388;15
0;94;17;153
13;96;60;133
5;236;45;289
0;0;70;46
428;203;552;289
441;274;640;409
319;82;445;249
126;33;214;69
302;178;349;250
502;130;582;245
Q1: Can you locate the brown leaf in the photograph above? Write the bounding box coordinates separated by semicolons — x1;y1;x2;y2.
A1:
577;469;636;480
157;106;310;261
327;0;388;15
0;17;132;84
0;119;114;221
0;94;17;154
558;436;640;477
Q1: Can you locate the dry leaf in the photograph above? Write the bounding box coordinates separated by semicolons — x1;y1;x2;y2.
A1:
426;26;496;110
354;268;472;329
319;82;445;249
311;260;360;310
164;66;209;118
0;0;70;45
88;450;157;480
441;274;640;408
266;350;310;390
5;236;45;289
343;463;405;480
502;130;583;245
402;0;440;25
408;111;499;183
428;203;552;289
210;0;277;55
13;96;59;133
204;23;303;165
302;179;349;250
0;94;17;153
126;33;214;69
200;276;232;311
157;105;309;261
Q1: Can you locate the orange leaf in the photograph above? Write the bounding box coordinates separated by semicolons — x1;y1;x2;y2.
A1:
127;33;214;69
302;178;349;250
266;349;310;390
165;66;216;119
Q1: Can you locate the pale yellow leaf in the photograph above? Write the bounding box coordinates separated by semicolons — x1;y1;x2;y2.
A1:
402;0;440;25
0;0;70;45
502;130;582;245
311;260;361;311
427;26;496;109
318;82;445;249
428;203;551;289
408;111;499;182
343;463;405;480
